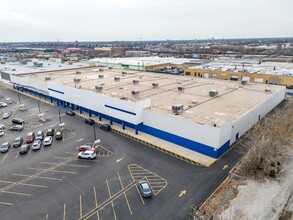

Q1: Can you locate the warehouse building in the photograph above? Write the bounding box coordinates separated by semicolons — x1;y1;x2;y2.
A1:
0;64;286;161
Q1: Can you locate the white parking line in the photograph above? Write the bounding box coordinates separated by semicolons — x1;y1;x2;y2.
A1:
76;138;84;142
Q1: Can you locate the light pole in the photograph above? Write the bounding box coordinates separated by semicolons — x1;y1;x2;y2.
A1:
38;101;41;114
18;93;21;104
93;124;96;141
58;109;62;124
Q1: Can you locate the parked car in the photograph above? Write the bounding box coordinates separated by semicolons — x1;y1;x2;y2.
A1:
66;110;75;116
9;125;24;131
138;180;152;198
46;128;55;137
0;102;7;107
0;142;11;153
36;131;44;141
85;117;94;125
19;144;30;154
43;136;53;146
2;112;11;119
78;145;93;152
25;132;35;144
100;123;111;131
32;140;41;151
13;137;23;148
12;118;24;125
78;150;96;160
0;129;4;137
55;130;63;140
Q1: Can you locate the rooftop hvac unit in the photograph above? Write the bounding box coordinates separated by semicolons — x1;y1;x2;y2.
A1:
122;71;127;75
132;90;140;96
73;78;81;83
109;67;113;69
265;89;272;93
121;96;128;100
241;80;248;85
152;83;159;88
114;77;120;81
133;80;139;85
99;75;104;78
178;86;185;92
172;104;184;114
95;86;103;91
45;77;51;81
209;90;218;97
99;68;104;72
76;71;81;74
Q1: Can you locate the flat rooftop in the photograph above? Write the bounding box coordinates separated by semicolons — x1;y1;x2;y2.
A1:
0;61;88;75
24;67;284;127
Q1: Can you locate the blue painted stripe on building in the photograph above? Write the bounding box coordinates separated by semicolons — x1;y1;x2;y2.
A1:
105;105;136;116
48;88;64;94
139;124;230;158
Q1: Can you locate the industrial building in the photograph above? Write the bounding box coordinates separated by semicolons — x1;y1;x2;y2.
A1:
0;63;286;164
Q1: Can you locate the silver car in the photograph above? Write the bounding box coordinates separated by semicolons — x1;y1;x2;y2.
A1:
2;112;11;119
43;136;53;146
32;140;41;151
138;180;152;198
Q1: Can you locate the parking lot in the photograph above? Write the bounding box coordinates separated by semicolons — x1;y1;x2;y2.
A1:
0;85;251;220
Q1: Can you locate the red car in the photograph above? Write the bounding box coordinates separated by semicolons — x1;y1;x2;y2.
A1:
78;145;95;152
25;132;35;144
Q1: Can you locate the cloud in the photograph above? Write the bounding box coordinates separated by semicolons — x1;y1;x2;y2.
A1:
0;8;51;26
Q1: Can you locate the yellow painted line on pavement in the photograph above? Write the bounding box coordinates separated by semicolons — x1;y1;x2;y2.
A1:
27;167;76;174
40;162;89;168
117;172;132;215
79;194;83;219
12;173;63;181
93;186;100;220
0;201;13;206
135;185;145;205
0;180;48;188
2;191;31;196
79;180;137;220
106;179;117;220
1;152;9;164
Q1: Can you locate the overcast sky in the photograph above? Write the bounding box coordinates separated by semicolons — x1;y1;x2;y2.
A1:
0;0;292;42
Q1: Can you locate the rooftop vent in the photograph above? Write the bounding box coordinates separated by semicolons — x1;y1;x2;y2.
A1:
114;77;120;82
76;71;81;74
95;86;103;91
178;86;185;92
191;100;197;105
121;96;128;100
99;68;104;72
132;90;140;96
172;104;184;114
99;75;104;79
133;80;139;85
152;83;159;88
109;67;113;69
73;78;81;83
122;71;127;75
45;77;51;81
209;90;218;97
265;89;272;94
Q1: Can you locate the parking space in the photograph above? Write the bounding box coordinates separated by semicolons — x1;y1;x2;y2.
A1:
0;85;251;220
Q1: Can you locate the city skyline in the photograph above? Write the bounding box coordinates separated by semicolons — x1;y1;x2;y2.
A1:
0;0;292;42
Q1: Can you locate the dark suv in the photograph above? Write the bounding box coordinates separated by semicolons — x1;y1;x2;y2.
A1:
46;128;55;136
85;118;94;125
13;137;23;148
12;118;24;125
100;123;111;131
